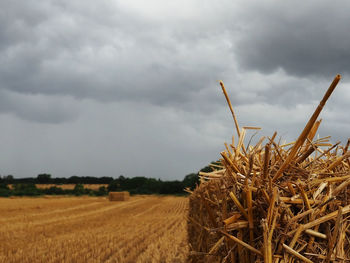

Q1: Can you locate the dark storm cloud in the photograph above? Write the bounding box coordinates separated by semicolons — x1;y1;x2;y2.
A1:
234;1;350;77
1;0;349;123
0;0;232;122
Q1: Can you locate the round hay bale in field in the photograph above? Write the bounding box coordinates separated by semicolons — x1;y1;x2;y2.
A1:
109;191;130;201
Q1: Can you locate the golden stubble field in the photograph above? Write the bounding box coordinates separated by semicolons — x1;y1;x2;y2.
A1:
0;195;189;263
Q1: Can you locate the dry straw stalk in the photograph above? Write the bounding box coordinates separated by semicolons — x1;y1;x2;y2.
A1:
188;75;350;263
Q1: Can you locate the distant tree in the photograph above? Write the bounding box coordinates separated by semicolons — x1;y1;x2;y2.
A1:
68;176;80;184
52;177;68;184
0;183;11;197
123;177;148;190
0;184;10;189
159;181;184;195
183;173;199;190
13;184;41;196
44;186;65;195
108;180;121;192
3;175;14;184
95;186;108;196
199;161;221;174
199;165;213;173
142;178;162;194
37;174;52;184
99;177;114;184
73;184;85;196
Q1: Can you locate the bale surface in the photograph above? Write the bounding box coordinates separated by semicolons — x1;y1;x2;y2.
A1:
109;191;130;201
188;75;350;262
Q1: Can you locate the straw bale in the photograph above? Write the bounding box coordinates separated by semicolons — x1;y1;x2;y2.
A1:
109;191;130;201
188;75;350;262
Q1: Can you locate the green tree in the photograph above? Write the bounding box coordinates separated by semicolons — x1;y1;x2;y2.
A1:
183;173;199;190
44;186;65;195
3;175;14;184
96;186;108;196
73;184;85;196
13;184;41;196
108;180;121;192
37;174;52;184
159;181;184;195
0;184;11;197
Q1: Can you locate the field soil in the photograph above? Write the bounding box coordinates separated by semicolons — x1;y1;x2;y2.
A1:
0;195;189;263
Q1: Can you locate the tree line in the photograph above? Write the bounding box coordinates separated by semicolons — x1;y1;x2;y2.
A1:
0;164;217;197
0;174;115;185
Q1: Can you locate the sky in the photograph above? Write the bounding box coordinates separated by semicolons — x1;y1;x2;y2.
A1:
0;0;350;180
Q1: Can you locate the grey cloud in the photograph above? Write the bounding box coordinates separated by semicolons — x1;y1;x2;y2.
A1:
0;0;236;126
1;0;349;123
0;0;232;119
0;90;79;123
234;1;350;77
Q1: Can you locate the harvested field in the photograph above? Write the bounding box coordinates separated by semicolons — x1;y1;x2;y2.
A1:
0;195;189;263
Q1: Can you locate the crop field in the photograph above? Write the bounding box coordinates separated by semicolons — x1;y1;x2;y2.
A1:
0;195;189;263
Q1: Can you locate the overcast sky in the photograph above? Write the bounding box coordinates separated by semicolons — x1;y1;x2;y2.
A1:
1;0;349;180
